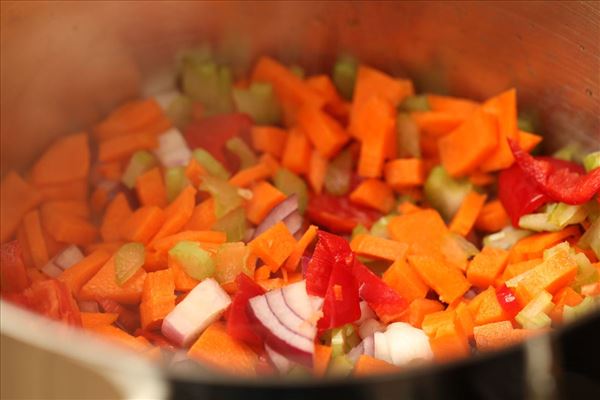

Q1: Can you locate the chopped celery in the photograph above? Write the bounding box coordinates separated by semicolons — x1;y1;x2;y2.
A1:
225;137;257;169
518;213;561;232
114;243;145;286
571;252;599;291
552;143;583;163
192;149;230;180
542;241;570;260
578;218;600;260
351;224;368;240
483;227;532;250
517;112;538;133
121;151;157;188
396;113;421;158
289;64;305;79
505;267;536;288
327;355;354;377
169;241;215;280
330;324;361;358
548;203;587;228
515;290;554;329
232;82;281;125
274;168;308;214
166;95;193;129
332;55;358;100
164;167;188;203
287;365;312;378
398;95;430;112
324;148;353;196
424;165;472;221
370;215;397;239
199;176;243;218
563;296;599;323
214;242;253;284
181;60;233;115
583;151;600;172
212;207;248;242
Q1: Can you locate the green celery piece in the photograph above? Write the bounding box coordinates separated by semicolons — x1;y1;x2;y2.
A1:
571;252;599;291
327;355;354;377
563;296;599;323
424;165;472;221
121;151;157;189
169;241;215;280
330;324;361;358
370;214;397;239
165;167;188;203
552;143;583;163
517;112;538;133
351;224;368;240
399;95;430;112
542;241;570;260
396;113;421;158
274;168;308;214
212;207;248;242
114;243;145;286
515;290;554;329
232;82;281;125
483;227;532;250
518;213;561;232
192;149;230;180
289;64;305;79
583;151;600;172
199;175;243;219
324;148;353;196
181;60;233;115
214;242;253;284
166;95;193;129
548;203;587;228
578;218;600;260
225;137;258;169
332;55;358;100
287;365;312;378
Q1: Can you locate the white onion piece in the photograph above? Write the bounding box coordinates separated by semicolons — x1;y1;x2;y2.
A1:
363;335;375;357
162;278;231;347
282;211;303;236
252;194;298;239
374;331;393;364
154;128;192;168
41;263;63;278
357;301;376;325
359;318;385;339
265;344;294;373
54;245;84;270
384;322;433;366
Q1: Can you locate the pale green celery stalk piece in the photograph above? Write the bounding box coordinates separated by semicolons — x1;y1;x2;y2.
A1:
552;143;583;163
518;213;561;232
332;55;358;100
225;137;257;170
166;95;193;129
399;95;430;112
324;148;353;196
327;355;354;376
582;151;600;172
192;149;230;180
578;218;600;260
232;82;281;125
483;227;532;250
165;167;188;203
199;176;242;219
517;112;537;133
571;252;599;291
515;290;554;329
424;165;472;221
181;60;233;115
289;64;305;79
330;327;346;358
548;203;587;228
274;168;308;214
168;241;215;280
121;151;157;189
563;296;599;323
351;224;368;240
212;207;248;242
396;113;421;158
214;242;253;284
370;215;397;239
114;243;145;286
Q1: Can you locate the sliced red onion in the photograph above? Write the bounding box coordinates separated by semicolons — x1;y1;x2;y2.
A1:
359;318;385;339
357;301;376;325
252;194;298;239
363;335;375;357
281;281;322;322
265;344;294;374
384;322;433;366
78;301;100;313
154;128;192;168
265;290;315;339
162;278;231;347
282;210;303;236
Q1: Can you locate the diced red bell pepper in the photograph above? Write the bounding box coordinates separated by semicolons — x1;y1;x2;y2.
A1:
0;240;30;294
306;194;381;234
305;231;353;297
98;298;140;333
509;139;600;205
227;273;265;347
498;164;551;226
23;279;82;326
352;261;408;323
495;284;521;319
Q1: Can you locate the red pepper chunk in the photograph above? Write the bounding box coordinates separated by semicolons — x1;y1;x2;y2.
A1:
227;273;265;348
305;231;354;297
317;255;360;332
498;164;551;226
306;194;381;234
495;284;521;319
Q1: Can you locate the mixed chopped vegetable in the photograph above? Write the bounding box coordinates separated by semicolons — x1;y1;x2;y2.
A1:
1;50;599;378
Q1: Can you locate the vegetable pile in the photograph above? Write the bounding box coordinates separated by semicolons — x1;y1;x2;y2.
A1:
1;49;599;378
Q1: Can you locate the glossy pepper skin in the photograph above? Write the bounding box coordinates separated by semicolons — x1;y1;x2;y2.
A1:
496;284;521;319
227;273;265;347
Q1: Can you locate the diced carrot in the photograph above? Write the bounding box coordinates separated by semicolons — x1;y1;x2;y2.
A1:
396;201;422;215
509;226;580;263
41;200;91;220
245;182;286;225
422;310;458;337
0;171;42;243
184;157;206;189
30;133;90;186
383;258;429;303
429;324;470;361
41;224;66;259
90;325;149;352
81;312;119;329
475;200;510;233
549;286;583;324
183;198;216;231
384;158;424;190
438;108;498;177
313;344;332;377
297;105;350;159
229;163;271;188
100;193;132;242
473;321;533;352
471;287;508;326
22;210;49;269
408;255;471;304
16;227;35;268
84;242;123;256
256;278;284;291
467;247;509;288
151;230;227;253
349;179;395;213
306;75;349;120
120;206;165;244
468;171;495;186
307;150;328;195
169;258;200;292
95;161;123;182
140;269;176;330
79;256;146;304
284;225;318;272
426;94;478;118
449;191;487;236
93;98;167;142
151;185;197;242
354;355;398;376
135;167;167;208
143;250;168;272
249;222;296;272
98;132;158;163
36;179;88;201
251;126;288;159
254;265;271;281
351;234;408;262
388;209;449;257
58;250;112;295
399;298;444;328
188;322;258;376
454;301;475;338
90;186;110;215
411;111;465;137
40;207;98;246
497;258;542;286
281;127;312;175
259;153;280;176
518;130;543;153
480;89;518;172
356;96;396;178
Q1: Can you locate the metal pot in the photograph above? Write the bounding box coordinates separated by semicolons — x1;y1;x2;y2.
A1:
1;2;599;399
